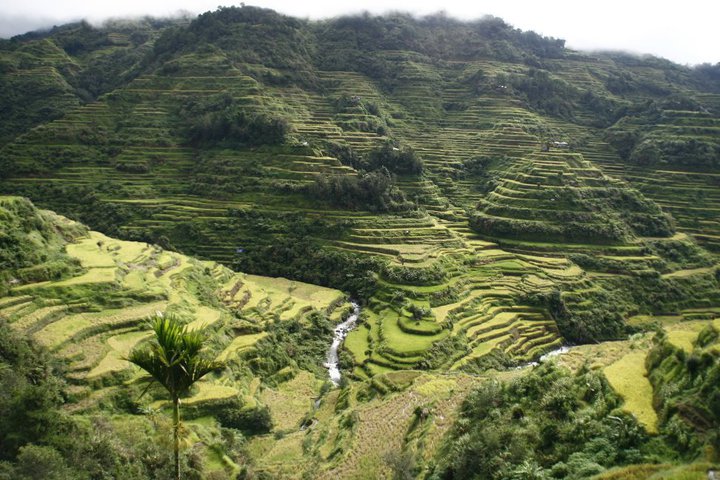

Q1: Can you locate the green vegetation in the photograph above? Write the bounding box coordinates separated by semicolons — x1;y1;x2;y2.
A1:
646;328;720;459
179;92;291;147
430;363;650;479
0;5;719;478
432;354;720;479
128;315;224;480
0;318;184;479
0;197;349;478
310;167;413;212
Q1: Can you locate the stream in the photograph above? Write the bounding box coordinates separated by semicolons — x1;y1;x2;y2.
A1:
322;301;567;384
324;301;361;386
517;345;572;369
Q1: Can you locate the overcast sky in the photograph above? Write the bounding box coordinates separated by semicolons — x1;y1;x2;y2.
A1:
1;0;718;65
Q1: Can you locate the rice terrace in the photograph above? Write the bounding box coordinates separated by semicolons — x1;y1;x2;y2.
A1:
0;4;719;479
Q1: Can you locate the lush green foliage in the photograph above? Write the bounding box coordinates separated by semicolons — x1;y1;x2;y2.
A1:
0;198;85;293
0;320;183;479
128;315;224;399
248;311;335;378
646;331;720;458
229;211;384;298
310;167;413;212
430;364;650;479
179;93;290;147
1;8;720;477
217;399;273;435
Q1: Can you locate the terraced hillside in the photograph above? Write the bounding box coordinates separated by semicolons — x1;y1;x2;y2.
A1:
0;196;376;476
1;6;719;391
0;195;346;396
0;18;185;145
0;196;574;478
599;101;720;252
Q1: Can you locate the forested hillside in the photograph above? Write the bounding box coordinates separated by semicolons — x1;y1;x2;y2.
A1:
0;6;719;479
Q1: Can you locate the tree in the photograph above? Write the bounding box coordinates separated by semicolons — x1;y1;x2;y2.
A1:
128;314;223;480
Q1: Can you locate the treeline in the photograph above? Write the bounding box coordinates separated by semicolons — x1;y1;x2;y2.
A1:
630;138;720;169
148;7;569;90
234;237;382;300
326;142;424;175
317;12;565;67
468;211;631;244
151;6;318;87
478;68;623;127
227;210;383;298
308;143;423;212
179;93;290;147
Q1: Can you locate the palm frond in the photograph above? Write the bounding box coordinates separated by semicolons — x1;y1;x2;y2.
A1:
127;313;225;399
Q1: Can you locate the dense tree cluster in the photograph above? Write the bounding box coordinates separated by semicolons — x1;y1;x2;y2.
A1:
316;12;565;67
229;212;384;298
430;363;649;479
179;93;290;147
326;142;424;176
310;167;413;212
630;138;720;169
0;320;183;480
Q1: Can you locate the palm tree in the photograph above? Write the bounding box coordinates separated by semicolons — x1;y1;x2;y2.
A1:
128;314;223;480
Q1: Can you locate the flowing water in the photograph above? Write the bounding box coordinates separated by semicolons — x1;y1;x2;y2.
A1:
516;345;571;369
324;301;360;385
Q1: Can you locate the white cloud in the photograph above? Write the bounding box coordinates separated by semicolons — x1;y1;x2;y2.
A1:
0;0;718;65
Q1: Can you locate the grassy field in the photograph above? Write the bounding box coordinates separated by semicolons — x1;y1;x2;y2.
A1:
604;350;659;434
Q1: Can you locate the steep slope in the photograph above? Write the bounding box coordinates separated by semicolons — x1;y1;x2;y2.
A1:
0;196;347;400
1;5;719;376
0;196;360;477
1;196;718;479
0;18;182;145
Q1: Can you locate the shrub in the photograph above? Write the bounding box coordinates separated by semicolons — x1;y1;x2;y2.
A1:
217;398;273;435
430;364;650;479
309;167;413;212
366;144;423;175
179;93;290;147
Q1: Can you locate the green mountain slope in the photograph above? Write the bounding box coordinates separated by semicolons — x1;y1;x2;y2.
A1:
0;19;186;145
0;199;716;479
1;6;718;375
0;195;357;477
0;8;720;477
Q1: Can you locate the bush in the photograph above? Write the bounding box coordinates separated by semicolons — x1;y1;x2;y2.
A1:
217;398;273;435
309;167;413;212
8;445;73;480
430;364;650;479
180;93;290;147
366;144;423;175
115;162;150;174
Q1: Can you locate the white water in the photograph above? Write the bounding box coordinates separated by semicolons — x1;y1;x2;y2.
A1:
539;345;570;361
324;301;360;385
516;345;571;369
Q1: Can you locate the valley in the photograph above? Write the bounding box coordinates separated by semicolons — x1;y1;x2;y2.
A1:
0;7;719;479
